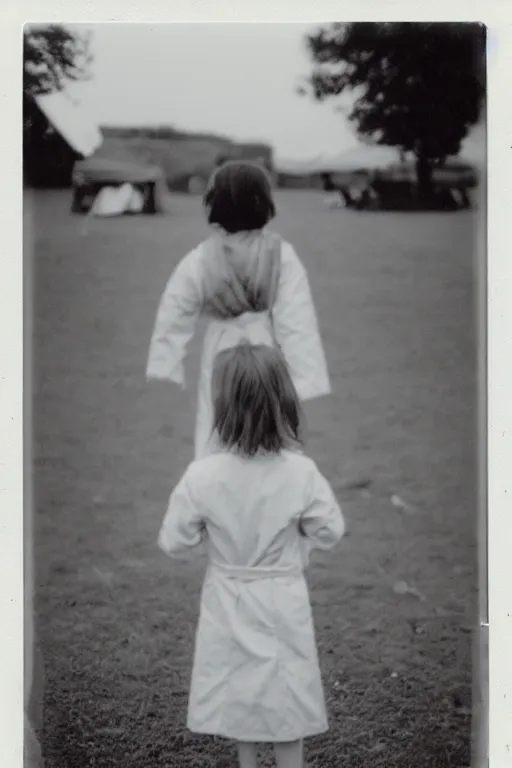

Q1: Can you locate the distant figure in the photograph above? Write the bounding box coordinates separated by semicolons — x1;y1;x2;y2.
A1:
320;172;336;192
320;173;354;208
158;343;345;768
146;161;331;459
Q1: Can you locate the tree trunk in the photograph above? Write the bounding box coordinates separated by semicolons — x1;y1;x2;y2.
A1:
415;153;433;204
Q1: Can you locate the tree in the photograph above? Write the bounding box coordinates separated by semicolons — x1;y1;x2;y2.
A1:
23;24;92;96
303;23;485;196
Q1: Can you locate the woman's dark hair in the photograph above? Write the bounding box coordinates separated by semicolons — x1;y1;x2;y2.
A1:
203;161;276;234
211;343;303;457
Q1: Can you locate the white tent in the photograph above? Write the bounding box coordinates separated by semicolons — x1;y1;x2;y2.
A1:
276;145;403;176
274;155;325;175
34;91;102;158
276;132;484;177
315;145;403;173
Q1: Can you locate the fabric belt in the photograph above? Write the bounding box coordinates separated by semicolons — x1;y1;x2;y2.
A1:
210;561;302;582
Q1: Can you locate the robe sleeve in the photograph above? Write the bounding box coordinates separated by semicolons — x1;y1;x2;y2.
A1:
299;465;345;551
272;243;331;401
146;248;203;388
158;468;206;560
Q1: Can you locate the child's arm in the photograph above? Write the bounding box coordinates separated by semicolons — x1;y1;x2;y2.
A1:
158;469;206;560
272;243;331;401
146;249;203;389
299;465;345;551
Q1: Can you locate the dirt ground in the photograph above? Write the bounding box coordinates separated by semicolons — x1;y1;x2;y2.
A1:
28;189;479;768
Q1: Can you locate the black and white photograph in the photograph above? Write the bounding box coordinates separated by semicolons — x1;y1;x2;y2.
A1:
23;22;486;768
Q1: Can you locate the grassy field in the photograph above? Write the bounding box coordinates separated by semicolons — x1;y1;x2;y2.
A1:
28;189;479;768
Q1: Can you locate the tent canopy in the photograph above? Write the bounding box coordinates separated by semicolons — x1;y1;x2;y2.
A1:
276;146;402;176
73;157;165;186
317;145;402;174
276;137;483;177
71;157;168;215
34;92;102;158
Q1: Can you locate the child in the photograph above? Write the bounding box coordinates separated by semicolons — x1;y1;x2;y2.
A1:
158;343;344;768
146;161;331;459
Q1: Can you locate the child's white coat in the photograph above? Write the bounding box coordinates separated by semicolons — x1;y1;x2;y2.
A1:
158;450;344;742
146;237;331;458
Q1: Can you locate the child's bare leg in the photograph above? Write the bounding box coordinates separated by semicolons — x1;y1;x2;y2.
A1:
237;741;259;768
274;740;303;768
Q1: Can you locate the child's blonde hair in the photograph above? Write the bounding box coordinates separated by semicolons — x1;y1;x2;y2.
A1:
211;343;303;457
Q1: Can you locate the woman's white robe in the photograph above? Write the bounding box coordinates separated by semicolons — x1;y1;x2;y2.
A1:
146;237;331;458
158;450;345;742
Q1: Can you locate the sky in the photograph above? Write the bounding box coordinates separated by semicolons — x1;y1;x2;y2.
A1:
69;23;360;161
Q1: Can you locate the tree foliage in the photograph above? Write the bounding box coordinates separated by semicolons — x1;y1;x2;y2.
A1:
304;22;485;169
23;24;92;96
